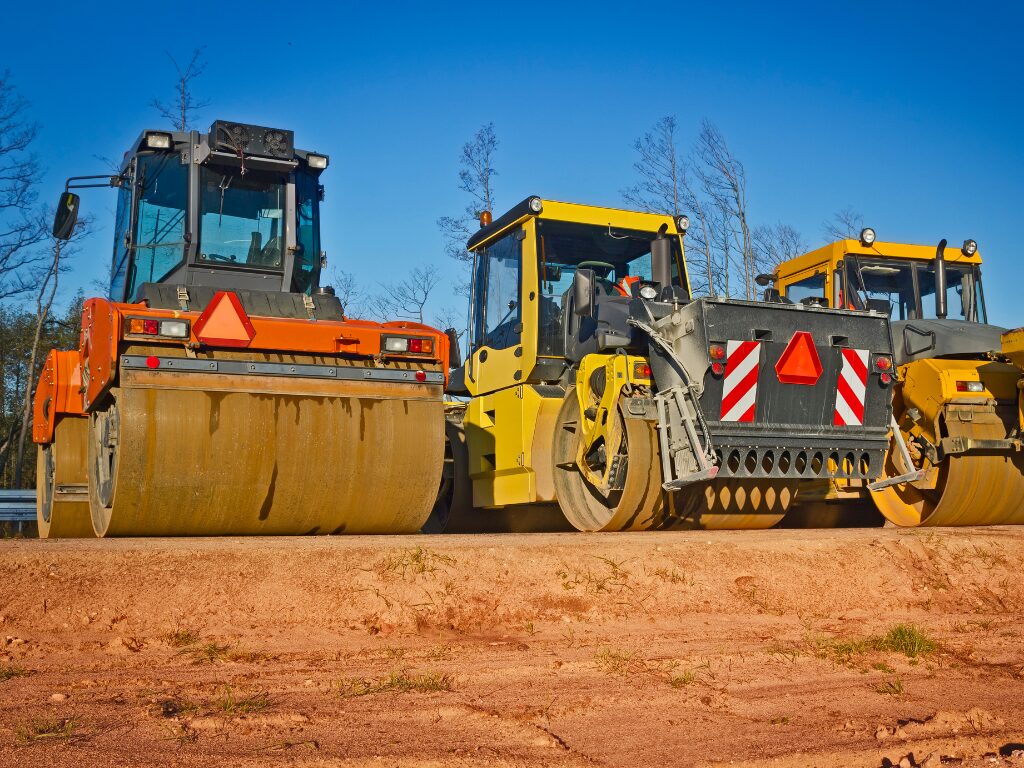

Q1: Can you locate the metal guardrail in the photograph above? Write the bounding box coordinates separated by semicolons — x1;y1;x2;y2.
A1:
0;489;36;523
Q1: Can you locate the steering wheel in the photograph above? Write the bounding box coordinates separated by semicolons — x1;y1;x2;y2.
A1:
578;260;617;294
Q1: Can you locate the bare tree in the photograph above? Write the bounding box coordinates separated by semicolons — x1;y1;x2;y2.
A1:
622;116;684;215
753;223;806;278
437;123;498;267
822;207;865;241
150;48;210;131
12;212;91;485
328;268;363;318
369;265;442;325
433;305;465;337
694;120;756;299
0;72;46;300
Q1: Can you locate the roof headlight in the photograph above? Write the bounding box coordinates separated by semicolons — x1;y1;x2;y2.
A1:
675;214;690;232
859;227;876;246
307;153;329;170
639;284;659;300
528;196;543;213
145;132;172;149
962;238;978;256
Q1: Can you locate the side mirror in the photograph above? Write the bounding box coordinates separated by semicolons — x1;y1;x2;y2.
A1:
444;328;462;370
573;268;596;318
755;273;775;287
53;192;80;240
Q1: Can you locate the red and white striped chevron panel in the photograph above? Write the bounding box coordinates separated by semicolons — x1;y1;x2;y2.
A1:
834;348;869;426
720;340;761;422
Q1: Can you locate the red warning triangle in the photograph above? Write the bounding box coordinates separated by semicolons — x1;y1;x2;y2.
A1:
192;291;256;348
775;331;822;385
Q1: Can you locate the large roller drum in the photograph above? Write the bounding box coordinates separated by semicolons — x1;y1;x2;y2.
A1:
86;357;444;537
870;418;1024;527
36;416;94;538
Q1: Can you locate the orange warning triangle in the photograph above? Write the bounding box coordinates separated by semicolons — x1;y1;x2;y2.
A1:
775;331;822;385
192;291;256;348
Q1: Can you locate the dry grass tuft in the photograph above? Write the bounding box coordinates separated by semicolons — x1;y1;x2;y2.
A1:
339;670;454;697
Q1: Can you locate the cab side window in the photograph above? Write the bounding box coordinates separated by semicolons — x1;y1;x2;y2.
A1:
784;273;827;305
472;231;522;352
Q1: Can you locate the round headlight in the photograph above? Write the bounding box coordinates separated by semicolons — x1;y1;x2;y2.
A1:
962;238;978;256
675;214;690;232
639;284;659;300
859;227;876;246
528;196;543;213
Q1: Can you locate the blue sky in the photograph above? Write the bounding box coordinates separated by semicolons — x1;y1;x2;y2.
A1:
4;1;1022;327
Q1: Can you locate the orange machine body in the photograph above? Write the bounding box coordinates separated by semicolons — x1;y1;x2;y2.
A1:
34;293;450;445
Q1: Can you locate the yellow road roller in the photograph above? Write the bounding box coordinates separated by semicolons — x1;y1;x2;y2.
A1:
34;121;453;537
769;230;1023;526
432;199;900;532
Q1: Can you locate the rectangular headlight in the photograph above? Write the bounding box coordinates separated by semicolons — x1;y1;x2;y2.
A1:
146;132;172;149
383;336;409;353
307;153;329;169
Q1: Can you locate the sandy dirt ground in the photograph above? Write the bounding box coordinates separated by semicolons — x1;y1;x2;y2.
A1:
0;528;1023;767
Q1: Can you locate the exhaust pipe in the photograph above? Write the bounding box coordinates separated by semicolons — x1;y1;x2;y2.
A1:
934;239;948;320
651;231;672;296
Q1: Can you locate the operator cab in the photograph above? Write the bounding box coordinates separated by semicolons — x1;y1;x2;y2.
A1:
771;234;988;324
456;197;690;395
53;121;336;315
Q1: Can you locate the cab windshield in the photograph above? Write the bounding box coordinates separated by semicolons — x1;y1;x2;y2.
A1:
535;220;687;356
847;257;986;323
198;167;287;270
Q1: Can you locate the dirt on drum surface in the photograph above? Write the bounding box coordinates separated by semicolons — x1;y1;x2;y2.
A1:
1;528;1023;768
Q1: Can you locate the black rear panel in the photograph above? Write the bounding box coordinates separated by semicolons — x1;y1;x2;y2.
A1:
650;298;894;481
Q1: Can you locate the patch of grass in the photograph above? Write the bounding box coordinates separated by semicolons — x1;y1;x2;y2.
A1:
213;686;271;716
180;641;231;664
765;642;802;663
16;717;76;744
872;662;895;674
877;624;936;658
557;557;633;594
0;664;28;681
165;628;200;648
649;566;692;586
374;547;455;580
594;647;646;676
810;634;874;665
666;661;713;688
339;670;454;697
876;677;904;696
225;648;270;664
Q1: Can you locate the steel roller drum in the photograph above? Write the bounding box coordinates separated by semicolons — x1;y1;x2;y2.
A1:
551;391;793;531
36;416;94;538
870;420;1024;527
87;358;444;537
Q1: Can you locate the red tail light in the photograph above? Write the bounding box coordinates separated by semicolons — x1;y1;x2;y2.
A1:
709;344;726;361
633;362;652;379
711;362;725;377
415;370;427;382
874;356;893;371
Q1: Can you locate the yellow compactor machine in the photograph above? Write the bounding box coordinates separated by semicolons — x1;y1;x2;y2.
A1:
768;230;1024;526
432;199;902;532
34;122;453;537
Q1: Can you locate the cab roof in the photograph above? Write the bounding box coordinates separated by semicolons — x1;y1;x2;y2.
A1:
777;238;983;279
467;196;683;251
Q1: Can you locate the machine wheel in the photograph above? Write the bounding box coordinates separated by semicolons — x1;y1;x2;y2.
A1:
870;418;1024;527
422;420;473;533
552;387;664;531
36;416;93;538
